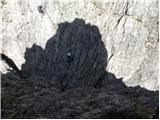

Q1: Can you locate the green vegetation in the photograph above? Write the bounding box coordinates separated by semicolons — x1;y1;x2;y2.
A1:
0;0;7;8
132;16;142;23
75;11;79;16
135;102;154;118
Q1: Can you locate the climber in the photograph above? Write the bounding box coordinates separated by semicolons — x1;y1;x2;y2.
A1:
65;50;75;70
62;51;74;89
37;5;45;15
66;52;74;64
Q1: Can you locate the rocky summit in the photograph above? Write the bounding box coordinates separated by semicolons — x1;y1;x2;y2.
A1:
20;19;108;88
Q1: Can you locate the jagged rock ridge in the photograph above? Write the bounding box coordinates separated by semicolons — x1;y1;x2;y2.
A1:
21;19;108;88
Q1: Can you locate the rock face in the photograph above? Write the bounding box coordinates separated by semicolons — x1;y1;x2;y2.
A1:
20;19;108;88
1;1;159;118
1;0;159;90
1;72;159;119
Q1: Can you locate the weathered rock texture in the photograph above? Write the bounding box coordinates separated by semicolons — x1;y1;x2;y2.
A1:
20;19;108;88
1;72;159;119
1;1;159;89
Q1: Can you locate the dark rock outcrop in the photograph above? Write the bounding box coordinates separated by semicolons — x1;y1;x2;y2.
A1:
21;18;108;88
1;72;159;119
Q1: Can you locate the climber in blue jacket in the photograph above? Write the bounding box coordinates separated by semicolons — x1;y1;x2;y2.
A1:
67;51;74;63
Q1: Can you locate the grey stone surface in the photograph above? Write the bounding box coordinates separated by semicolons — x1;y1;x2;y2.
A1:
1;0;159;90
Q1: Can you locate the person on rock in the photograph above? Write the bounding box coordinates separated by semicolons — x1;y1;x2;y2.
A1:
37;5;45;16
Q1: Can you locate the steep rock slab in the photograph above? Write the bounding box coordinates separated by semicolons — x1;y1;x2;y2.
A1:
21;19;108;88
